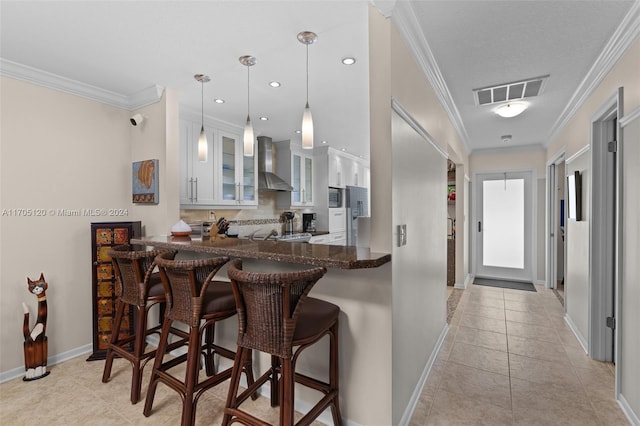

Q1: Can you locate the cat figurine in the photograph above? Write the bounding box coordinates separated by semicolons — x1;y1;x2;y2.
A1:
22;273;50;381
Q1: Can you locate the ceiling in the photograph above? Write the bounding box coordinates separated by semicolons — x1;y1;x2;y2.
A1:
1;1;637;158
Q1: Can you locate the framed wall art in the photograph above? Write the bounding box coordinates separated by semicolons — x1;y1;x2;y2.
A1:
132;159;159;204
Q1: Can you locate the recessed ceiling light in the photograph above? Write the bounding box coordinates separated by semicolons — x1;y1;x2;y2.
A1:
269;81;281;88
340;148;346;152
295;130;301;134
342;57;356;65
495;102;527;118
214;98;225;104
321;140;328;144
259;116;269;121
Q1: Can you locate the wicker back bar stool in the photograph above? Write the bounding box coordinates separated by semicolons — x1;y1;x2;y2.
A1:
101;244;188;404
143;252;255;426
223;258;343;426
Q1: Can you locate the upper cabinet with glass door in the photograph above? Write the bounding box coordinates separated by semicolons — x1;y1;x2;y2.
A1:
179;114;257;209
276;140;314;208
216;131;258;207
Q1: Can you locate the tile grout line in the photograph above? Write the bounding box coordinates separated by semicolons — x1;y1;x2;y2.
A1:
502;290;516;425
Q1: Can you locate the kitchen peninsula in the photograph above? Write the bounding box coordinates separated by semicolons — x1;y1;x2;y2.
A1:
131;235;390;269
131;235;393;425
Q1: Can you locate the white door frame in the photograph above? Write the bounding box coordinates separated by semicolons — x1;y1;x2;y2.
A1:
546;149;566;291
589;88;622;364
472;169;535;282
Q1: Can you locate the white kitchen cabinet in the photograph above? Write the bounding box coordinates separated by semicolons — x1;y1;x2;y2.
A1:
328;231;346;246
276;140;314;208
216;131;258;207
180;116;257;208
328;208;346;233
327;150;345;188
180;119;216;205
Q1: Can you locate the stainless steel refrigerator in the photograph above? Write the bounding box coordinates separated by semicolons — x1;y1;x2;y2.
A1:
345;185;369;246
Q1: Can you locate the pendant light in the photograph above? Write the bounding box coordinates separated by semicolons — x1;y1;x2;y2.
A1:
239;55;256;157
298;31;317;150
194;74;210;162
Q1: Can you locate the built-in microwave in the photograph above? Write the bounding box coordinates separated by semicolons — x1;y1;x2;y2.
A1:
328;187;343;208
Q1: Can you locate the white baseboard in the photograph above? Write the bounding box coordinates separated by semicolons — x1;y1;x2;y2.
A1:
397;323;449;426
618;393;640;426
0;343;92;384
454;273;473;289
564;314;589;353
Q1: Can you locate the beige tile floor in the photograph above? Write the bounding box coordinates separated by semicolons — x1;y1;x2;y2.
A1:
0;351;323;425
411;282;629;426
0;283;629;425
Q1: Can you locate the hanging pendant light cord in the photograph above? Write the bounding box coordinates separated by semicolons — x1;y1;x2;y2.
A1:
247;65;251;117
201;81;204;126
306;43;309;104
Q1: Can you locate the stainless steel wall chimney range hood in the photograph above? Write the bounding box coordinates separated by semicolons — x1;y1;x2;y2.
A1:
257;136;293;191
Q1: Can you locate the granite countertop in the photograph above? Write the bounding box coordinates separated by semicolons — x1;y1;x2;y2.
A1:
130;235;390;270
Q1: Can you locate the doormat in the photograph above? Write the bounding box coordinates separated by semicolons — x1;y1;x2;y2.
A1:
473;278;537;292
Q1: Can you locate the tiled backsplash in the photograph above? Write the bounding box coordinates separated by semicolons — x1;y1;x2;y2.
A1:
180;191;305;236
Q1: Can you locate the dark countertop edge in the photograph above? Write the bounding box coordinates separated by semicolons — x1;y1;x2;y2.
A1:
130;238;390;270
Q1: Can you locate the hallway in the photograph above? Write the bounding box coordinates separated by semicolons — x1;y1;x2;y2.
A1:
411;282;629;425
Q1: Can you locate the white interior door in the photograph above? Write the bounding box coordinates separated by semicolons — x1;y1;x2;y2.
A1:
476;171;533;282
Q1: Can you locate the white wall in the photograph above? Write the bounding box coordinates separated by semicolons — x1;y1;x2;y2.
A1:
369;7;466;423
130;89;180;236
564;150;590;346
0;76;178;376
0;77;131;372
620;111;640;422
546;36;640;422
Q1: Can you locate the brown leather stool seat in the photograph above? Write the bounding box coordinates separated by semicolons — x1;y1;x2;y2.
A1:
101;245;188;405
143;252;254;426
223;258;343;426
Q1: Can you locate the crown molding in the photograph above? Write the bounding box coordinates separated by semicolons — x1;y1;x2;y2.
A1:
370;0;396;18
389;1;471;156
0;58;164;111
392;97;449;159
547;1;640;145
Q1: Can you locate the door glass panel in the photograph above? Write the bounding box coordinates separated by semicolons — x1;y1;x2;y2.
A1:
304;157;312;202
222;136;236;201
292;155;301;203
243;153;255;201
483;178;524;269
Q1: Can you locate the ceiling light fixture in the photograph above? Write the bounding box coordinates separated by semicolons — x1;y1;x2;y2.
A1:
259;116;269;121
342;57;356;65
269;81;281;88
194;74;210;162
239;55;256;157
501;134;512;143
298;31;317;150
214;98;225;104
495;102;527;118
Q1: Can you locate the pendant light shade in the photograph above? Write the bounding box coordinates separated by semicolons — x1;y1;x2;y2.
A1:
298;31;317;150
302;102;313;149
194;74;210;162
243;115;254;157
198;125;207;161
239;55;256;157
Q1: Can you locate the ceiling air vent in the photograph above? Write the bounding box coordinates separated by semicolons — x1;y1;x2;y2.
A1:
474;75;549;106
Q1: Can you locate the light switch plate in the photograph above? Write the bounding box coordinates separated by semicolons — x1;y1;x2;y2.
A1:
397;224;407;247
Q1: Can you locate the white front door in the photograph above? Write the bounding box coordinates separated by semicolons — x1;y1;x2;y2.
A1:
476;171;533;282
